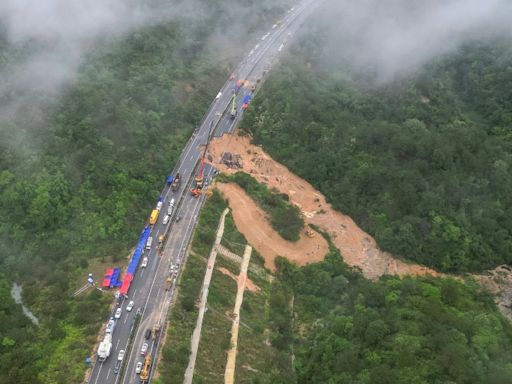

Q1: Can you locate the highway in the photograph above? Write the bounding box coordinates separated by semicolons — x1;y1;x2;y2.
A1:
87;1;319;383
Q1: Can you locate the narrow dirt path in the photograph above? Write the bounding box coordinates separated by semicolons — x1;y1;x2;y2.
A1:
184;208;229;384
224;245;252;384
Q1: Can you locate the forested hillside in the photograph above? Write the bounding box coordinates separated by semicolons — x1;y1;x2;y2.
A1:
243;14;512;272
0;0;292;382
265;254;512;384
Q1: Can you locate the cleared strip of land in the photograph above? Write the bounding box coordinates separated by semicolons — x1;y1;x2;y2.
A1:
224;245;252;384
183;208;229;384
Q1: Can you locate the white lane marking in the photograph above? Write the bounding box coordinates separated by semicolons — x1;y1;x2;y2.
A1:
116;339;120;349
106;368;111;380
151;258;158;273
92;361;103;384
119;250;165;384
123;314;128;324
132;289;137;298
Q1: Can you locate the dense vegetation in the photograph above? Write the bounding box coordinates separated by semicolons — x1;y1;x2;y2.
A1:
0;0;293;382
266;251;512;384
169;203;512;384
159;189;284;384
243;22;512;272
219;172;304;241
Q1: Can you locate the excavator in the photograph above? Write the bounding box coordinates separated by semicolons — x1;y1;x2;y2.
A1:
139;353;152;382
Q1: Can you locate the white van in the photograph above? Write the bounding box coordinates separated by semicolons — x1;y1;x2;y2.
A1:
168;198;175;215
163;215;170;225
141;257;148;268
146;236;153;250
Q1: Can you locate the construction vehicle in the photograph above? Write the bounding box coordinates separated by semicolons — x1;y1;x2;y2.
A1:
171;173;181;192
191;145;208;198
165;276;173;291
97;334;112;362
229;92;237;119
139;354;152;382
242;94;252;110
151;323;161;340
305;228;315;238
149;209;159;225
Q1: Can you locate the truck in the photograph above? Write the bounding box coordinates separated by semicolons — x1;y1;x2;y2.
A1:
151;323;161;340
229;92;237;119
171;173;181;192
242;94;252;110
145;236;153;250
139;354;152;382
149;209;159;225
97;334;112;362
165;276;173;291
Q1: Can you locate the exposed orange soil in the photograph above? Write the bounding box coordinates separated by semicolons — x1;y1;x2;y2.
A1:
217;266;261;293
216;183;329;271
208;131;441;279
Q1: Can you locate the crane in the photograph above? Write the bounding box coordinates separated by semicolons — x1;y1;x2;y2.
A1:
229;91;237;119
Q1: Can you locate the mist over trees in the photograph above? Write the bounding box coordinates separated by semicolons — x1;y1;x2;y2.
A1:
0;0;293;381
243;1;512;272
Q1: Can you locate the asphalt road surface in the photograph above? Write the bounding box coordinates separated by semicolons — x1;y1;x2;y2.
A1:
87;1;319;383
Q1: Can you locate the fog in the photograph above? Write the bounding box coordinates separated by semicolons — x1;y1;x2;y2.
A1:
0;0;290;125
0;0;152;120
318;0;512;83
1;0;510;122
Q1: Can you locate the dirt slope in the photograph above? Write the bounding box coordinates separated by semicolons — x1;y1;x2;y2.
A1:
216;183;329;270
208;131;441;279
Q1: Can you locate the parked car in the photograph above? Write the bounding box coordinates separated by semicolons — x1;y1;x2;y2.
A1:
135;361;143;374
145;329;151;340
141;342;149;355
114;307;122;319
126;300;134;312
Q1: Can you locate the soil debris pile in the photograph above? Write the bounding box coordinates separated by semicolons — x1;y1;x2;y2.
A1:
209;131;441;279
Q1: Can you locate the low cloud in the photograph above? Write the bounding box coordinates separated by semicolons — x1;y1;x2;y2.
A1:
318;0;512;83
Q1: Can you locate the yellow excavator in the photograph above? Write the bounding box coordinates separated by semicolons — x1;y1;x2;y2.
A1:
139;354;152;382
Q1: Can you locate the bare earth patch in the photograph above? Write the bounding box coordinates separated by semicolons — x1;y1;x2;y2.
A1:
216;183;329;271
209;131;441;279
217;266;261;293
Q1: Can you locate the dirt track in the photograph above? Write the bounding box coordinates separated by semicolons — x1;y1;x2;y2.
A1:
209;131;441;279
